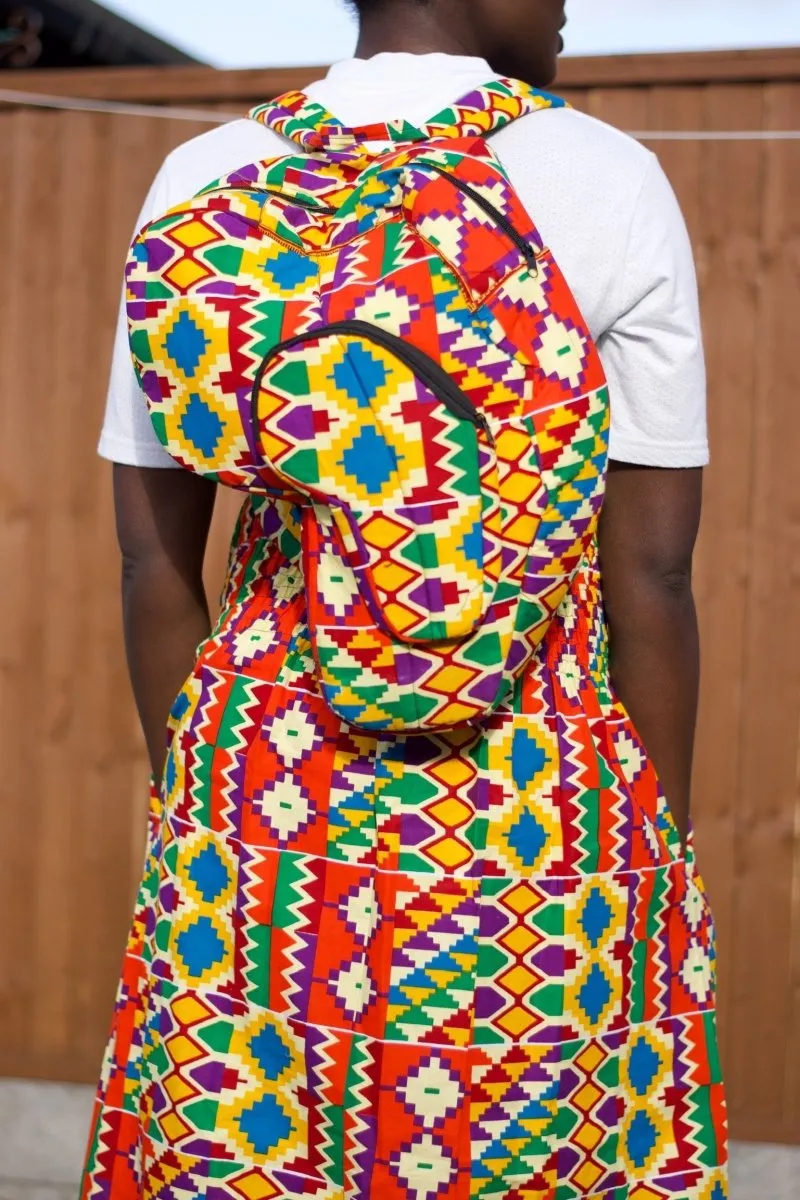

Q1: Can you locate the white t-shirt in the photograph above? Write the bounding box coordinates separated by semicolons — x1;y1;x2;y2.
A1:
99;53;708;470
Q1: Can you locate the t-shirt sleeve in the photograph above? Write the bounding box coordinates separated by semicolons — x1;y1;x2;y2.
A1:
97;161;180;468
600;154;709;468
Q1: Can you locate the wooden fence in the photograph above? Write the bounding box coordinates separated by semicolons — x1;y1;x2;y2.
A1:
0;48;798;1144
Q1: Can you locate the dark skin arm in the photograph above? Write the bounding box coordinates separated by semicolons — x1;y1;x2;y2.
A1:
115;465;217;781
598;463;703;846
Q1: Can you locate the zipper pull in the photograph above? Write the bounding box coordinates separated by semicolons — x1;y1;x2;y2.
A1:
476;411;493;442
521;243;539;275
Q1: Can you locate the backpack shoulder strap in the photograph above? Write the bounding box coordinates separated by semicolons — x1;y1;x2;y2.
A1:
250;90;344;150
418;78;569;141
249;78;568;155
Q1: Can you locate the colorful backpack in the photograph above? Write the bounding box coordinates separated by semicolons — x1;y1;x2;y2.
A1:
126;80;610;733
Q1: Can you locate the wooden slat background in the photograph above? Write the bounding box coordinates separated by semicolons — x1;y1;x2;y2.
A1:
0;49;798;1143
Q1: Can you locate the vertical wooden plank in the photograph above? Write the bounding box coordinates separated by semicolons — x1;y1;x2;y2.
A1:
0;110;19;1061
0;109;62;1078
0;108;33;1073
728;80;800;1145
688;86;767;1132
30;109;106;1074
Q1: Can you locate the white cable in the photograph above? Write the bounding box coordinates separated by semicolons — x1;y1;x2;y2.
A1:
0;87;237;123
630;129;800;141
1;87;799;139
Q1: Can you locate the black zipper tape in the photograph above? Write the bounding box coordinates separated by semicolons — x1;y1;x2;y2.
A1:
420;162;538;269
251;319;490;448
209;183;336;215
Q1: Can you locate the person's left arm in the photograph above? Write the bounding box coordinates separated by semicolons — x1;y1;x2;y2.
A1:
115;465;217;782
596;154;709;846
599;464;702;845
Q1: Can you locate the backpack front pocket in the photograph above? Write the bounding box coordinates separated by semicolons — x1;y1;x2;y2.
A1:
252;322;502;645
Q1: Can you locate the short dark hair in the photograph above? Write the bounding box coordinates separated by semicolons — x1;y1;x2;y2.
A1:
349;0;430;11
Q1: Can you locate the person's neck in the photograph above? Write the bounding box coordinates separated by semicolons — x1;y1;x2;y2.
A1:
355;12;480;60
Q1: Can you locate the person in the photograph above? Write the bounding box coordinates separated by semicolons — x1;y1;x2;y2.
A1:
82;1;729;1197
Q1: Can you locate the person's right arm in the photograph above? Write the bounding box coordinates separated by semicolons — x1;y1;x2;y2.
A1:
115;465;216;782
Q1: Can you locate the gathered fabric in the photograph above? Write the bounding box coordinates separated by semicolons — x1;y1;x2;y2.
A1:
82;79;728;1200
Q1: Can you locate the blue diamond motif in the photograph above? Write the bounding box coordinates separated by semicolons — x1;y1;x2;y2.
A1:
176;916;226;978
341;426;398;494
188;843;230;904
580;886;614;949
238;1093;292;1154
628;1036;662;1097
265;251;317;290
171;691;191;721
360;183;397;210
333;343;388;406
511;728;547;791
520;1097;552;1121
626;1108;658;1169
164;748;177;796
577;962;612;1025
507;811;547;867
180;393;224;457
250;1025;292;1081
459;519;484;568
164;309;209;378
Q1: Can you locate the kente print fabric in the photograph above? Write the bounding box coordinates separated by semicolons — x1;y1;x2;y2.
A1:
129;81;608;736
82;80;729;1200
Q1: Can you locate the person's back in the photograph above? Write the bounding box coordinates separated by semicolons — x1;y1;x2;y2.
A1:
104;57;706;474
83;3;728;1198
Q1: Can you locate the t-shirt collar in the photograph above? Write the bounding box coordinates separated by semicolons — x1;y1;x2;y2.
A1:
324;52;495;92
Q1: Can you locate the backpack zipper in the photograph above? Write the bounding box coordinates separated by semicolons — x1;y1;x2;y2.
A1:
207;183;336;215
420;162;538;270
251;319;490;441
